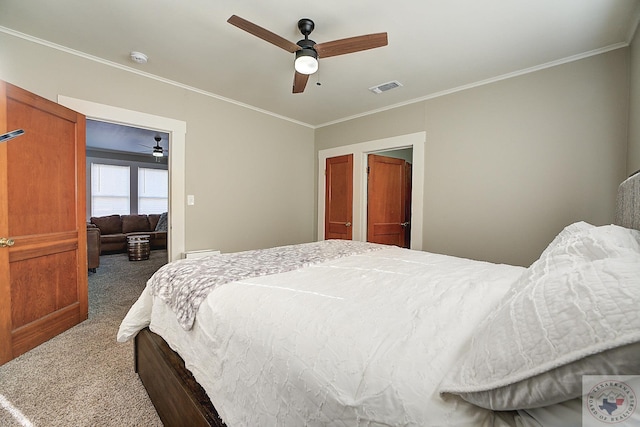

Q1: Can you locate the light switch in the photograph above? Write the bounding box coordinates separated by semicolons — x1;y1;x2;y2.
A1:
187;195;195;205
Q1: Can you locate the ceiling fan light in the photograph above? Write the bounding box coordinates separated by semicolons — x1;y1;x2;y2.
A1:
294;49;318;75
153;146;164;157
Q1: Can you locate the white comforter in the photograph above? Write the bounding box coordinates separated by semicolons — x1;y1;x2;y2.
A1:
118;245;526;427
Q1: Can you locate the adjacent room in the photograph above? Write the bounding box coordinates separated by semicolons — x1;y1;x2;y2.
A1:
1;0;639;426
85;120;170;270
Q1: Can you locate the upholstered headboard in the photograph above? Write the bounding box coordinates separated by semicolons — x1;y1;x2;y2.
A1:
615;171;640;231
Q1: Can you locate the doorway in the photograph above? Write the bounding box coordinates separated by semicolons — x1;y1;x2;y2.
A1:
57;96;186;261
318;132;425;250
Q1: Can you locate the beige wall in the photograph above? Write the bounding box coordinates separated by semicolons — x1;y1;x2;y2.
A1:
316;49;630;266
0;32;316;253
315;103;426;150
628;25;640;175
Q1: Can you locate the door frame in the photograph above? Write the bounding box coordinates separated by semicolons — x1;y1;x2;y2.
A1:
58;96;187;261
318;132;425;250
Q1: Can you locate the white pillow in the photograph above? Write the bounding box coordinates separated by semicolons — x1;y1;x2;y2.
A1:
537;221;594;259
440;223;640;410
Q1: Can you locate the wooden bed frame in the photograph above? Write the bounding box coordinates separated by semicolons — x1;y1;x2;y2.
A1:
133;172;640;427
135;328;225;427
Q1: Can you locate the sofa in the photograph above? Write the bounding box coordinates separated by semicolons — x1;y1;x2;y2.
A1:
88;213;167;255
87;225;101;272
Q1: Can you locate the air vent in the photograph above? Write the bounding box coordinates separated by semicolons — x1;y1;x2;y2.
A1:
369;80;403;94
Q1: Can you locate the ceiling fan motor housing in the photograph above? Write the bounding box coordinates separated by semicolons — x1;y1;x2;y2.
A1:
297;38;315;50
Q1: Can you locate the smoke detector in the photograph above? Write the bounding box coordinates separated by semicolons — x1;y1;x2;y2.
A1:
130;51;148;64
369;80;403;94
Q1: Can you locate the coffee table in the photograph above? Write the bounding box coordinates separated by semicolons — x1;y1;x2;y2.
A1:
127;234;150;261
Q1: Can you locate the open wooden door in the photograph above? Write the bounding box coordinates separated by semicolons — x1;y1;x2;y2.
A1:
367;154;411;248
0;81;87;365
325;154;353;240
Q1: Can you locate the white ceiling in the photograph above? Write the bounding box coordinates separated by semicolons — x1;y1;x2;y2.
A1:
1;0;639;128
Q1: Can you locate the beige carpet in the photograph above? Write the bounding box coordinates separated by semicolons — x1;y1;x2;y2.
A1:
0;250;168;426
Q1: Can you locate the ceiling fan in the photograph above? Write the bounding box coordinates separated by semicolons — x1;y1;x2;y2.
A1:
227;15;388;94
139;136;168;157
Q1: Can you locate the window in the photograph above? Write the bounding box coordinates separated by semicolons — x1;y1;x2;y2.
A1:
138;168;168;214
91;163;130;216
89;162;168;217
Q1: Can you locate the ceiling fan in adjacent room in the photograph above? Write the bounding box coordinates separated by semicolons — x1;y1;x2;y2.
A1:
139;136;168;158
227;15;388;94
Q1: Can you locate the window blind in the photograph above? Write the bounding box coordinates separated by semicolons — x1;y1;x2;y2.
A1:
91;163;130;216
138;167;168;214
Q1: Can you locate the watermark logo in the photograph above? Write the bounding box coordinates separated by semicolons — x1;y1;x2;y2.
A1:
583;376;639;426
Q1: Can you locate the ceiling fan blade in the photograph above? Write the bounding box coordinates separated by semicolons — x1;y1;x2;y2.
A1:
292;72;309;94
228;15;300;53
315;33;388;58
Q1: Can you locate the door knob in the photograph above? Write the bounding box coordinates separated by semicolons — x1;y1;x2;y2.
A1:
400;222;410;227
0;237;15;247
345;222;352;227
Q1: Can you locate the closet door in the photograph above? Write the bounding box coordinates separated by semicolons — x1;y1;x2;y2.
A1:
367;154;410;248
325;154;353;240
0;81;87;365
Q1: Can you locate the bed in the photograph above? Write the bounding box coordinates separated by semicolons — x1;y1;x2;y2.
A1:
118;172;640;427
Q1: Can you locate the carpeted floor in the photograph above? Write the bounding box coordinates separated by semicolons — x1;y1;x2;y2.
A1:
0;250;168;426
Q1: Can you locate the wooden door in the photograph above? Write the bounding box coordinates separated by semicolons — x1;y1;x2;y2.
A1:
367;154;410;248
325;154;353;240
0;81;87;365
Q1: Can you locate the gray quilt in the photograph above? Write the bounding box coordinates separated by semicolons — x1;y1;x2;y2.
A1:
149;239;386;330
